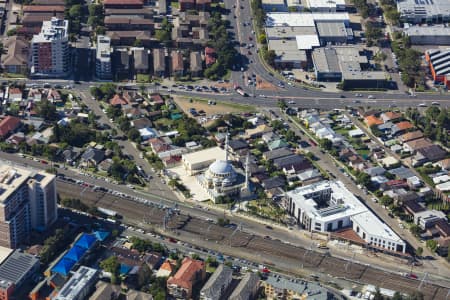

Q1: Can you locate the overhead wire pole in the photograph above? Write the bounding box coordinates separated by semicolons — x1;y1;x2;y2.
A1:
418;273;428;291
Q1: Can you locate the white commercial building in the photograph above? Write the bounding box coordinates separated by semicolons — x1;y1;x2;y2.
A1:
306;0;346;12
30;18;70;77
397;0;450;24
404;25;450;45
95;35;113;79
54;266;99;300
285;181;406;253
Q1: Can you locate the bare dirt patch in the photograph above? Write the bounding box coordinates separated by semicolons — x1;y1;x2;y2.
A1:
256;76;279;91
173;96;254;118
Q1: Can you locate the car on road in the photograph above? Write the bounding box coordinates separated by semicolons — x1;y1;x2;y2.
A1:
418;103;427;107
368;95;375;99
431;101;440;106
287;100;295;104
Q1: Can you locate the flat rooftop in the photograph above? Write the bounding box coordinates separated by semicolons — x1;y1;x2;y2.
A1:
316;21;347;38
0;165;33;205
182;146;225;165
265;12;350;27
265;26;317;39
0;250;39;285
397;0;450;19
312;48;341;73
268;39;308;61
351;211;403;243
405;25;450;36
55;266;98;300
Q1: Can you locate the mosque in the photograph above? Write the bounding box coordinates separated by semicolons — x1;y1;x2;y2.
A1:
196;135;253;203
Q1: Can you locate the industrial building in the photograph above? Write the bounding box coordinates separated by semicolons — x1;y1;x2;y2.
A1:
30;18;70;77
262;0;345;12
285;181;406;253
405;25;450;45
95;35;113;79
0;250;40;300
312;46;387;88
54;266;99;300
265;12;352;68
425;48;450;88
262;0;288;12
200;264;233;300
0;165;57;248
397;0;450;23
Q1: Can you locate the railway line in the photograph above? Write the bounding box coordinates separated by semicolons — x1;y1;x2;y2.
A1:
58;180;449;299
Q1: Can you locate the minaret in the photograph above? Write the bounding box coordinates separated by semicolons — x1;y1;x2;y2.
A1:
244;152;249;189
224;132;229;162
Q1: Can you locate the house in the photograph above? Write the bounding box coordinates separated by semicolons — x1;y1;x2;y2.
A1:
139;127;158;140
109;94;130;106
133;48;149;74
190;51;203;77
0;116;21;139
403;199;426;218
380;111;402;123
399;130;423;144
297;169;321;183
268;139;289;151
167;257;206;299
205;47;216;66
6;132;25;147
179;0;195;11
407;176;422;189
403;138;433;153
107;31;152;47
364;115;383;127
244;124;272;139
196;0;211;10
62;147;82;164
228;139;249;155
131;118;153;130
171;50;184;77
98;158;113;172
47;89;61;103
157;259;176;277
1;36;29;74
391;121;414;136
149;138;171;153
262;176;285;190
8;87;22;102
436;158;450;170
263;148;292;161
150;93;165;106
153;48;166;77
348;128;365;138
364;166;386;177
260;132;277;145
416;145;447;162
81;147;105;167
27;88;42;102
162;155;182;168
380;180;409;191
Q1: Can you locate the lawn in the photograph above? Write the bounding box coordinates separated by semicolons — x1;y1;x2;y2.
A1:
154;118;174;128
356;149;370;157
171;1;179;9
334;127;350;137
137;74;151;83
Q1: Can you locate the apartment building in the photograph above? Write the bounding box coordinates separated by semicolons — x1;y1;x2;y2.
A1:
30;17;70;77
167;257;205;299
0;165;57;248
95;35;113;80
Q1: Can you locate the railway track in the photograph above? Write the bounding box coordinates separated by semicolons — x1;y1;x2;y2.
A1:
58;181;449;299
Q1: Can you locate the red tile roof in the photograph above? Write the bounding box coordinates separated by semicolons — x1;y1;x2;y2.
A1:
364;115;383;127
167;257;205;290
395;121;413;131
381;111;402;121
0;116;21;138
400;130;423;143
109;94;129;106
150;93;164;104
103;0;143;5
205;47;216;65
23;5;65;12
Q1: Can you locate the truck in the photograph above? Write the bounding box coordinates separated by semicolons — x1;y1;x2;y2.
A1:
234;85;248;97
98;207;118;217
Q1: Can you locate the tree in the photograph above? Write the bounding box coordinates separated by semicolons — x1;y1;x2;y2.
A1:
100;256;120;284
415;246;423;257
379;195;393;207
264;49;276;66
392;292;404;300
36;100;59;121
127;128;141;143
426;239;438;252
258;33;267;44
319;138;332;150
217;218;230;227
373;287;384;300
409;224;421;236
356;171;371;188
137;264;151;289
407;291;424;300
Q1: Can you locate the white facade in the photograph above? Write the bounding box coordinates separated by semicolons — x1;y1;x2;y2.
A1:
306;0;346;12
54;266;99;300
30;18;70;77
28;172;57;232
96;35;112;79
286;181;406;253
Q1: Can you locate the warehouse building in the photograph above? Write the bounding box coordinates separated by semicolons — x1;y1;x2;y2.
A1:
425;48;450;88
397;0;450;24
316;21;349;44
285;181;406;253
312;46;387;88
306;0;346;12
405;25;450;45
262;0;288;12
